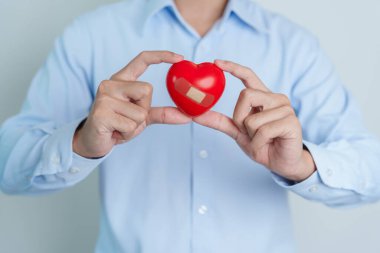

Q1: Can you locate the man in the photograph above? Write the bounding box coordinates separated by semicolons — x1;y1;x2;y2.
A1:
1;0;380;252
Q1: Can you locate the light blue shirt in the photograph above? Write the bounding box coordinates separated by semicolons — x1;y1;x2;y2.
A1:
1;0;380;252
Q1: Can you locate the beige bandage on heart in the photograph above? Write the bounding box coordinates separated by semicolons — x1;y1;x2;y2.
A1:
174;77;215;107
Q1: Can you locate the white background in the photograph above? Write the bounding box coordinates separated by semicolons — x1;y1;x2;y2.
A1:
1;1;380;252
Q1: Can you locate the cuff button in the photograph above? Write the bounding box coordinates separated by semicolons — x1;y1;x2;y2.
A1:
51;154;61;165
308;185;318;193
69;167;80;174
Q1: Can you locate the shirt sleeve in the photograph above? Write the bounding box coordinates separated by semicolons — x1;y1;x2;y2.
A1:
272;33;380;207
0;17;105;195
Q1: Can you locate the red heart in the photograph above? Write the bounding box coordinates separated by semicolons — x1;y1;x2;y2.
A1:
166;60;226;117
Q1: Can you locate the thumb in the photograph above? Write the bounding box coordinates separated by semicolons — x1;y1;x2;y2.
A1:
147;107;192;125
193;111;241;141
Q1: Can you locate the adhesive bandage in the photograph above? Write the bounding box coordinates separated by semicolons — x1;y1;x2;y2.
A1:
174;77;215;107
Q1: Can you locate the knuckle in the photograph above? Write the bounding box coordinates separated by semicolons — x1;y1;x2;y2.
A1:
142;109;149;120
136;108;149;122
278;93;290;105
291;116;301;127
138;51;148;59
240;88;253;99
243;66;254;76
160;107;168;123
244;115;256;129
250;145;264;163
98;80;110;94
93;124;105;137
130;120;138;130
225;61;237;71
95;95;110;107
167;51;177;58
140;82;153;95
282;105;295;115
256;127;268;139
224;60;233;67
110;73;118;81
284;115;300;130
125;120;137;132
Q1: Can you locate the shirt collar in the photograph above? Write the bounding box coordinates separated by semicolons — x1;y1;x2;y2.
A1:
137;0;173;34
226;0;268;33
139;0;268;34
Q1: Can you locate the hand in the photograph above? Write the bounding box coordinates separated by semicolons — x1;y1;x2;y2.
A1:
194;60;316;182
73;51;192;158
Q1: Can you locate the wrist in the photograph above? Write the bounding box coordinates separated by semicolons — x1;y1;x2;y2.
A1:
72;127;91;158
72;120;107;159
286;149;316;182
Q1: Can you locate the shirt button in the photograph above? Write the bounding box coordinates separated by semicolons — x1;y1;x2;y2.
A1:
198;205;208;215
326;168;333;177
308;185;318;193
69;167;80;174
51;154;61;165
199;150;208;159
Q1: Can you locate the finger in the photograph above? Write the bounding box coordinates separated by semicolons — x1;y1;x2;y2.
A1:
106;97;148;125
114;121;147;145
109;112;138;141
214;59;269;92
98;80;153;109
250;115;299;152
112;51;184;81
147;107;192;125
244;106;295;138
193;110;242;141
233;89;290;133
112;131;125;143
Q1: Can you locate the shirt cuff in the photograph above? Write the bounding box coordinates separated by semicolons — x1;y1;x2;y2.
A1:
32;119;109;187
272;170;330;201
271;140;365;201
55;152;106;185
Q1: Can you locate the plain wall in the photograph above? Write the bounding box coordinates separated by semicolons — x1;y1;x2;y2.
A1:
1;1;379;252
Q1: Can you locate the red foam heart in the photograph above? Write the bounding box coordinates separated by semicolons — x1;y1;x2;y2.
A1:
166;60;225;117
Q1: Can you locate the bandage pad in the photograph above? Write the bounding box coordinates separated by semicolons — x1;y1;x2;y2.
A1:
174;77;215;107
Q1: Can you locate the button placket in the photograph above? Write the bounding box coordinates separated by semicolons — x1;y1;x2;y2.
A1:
190;33;220;251
191;122;214;250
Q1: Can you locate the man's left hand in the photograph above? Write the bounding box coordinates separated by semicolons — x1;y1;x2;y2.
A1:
193;60;316;182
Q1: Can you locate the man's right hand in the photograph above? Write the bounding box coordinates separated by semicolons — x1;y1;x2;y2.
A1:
73;51;191;158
